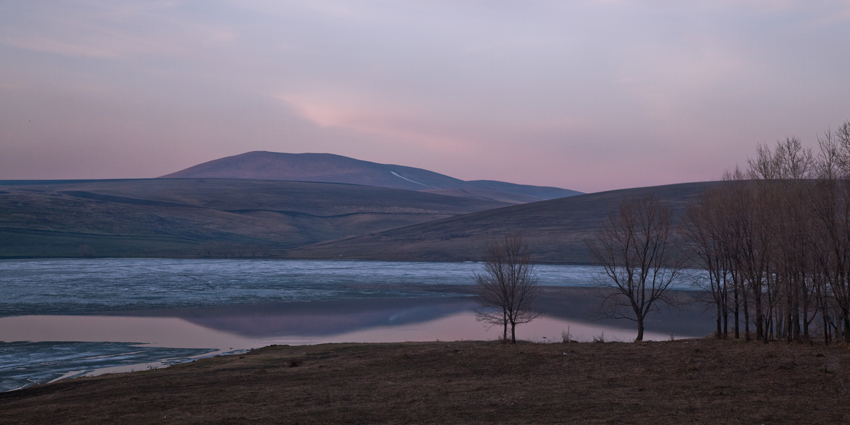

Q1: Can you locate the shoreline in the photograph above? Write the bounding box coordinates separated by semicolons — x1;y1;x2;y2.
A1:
2;338;849;424
1;306;699;393
1;286;714;393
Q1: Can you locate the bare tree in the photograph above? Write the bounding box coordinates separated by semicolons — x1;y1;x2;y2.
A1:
683;187;731;338
677;121;850;344
675;120;850;344
812;122;850;344
474;234;540;344
588;196;685;342
810;170;850;344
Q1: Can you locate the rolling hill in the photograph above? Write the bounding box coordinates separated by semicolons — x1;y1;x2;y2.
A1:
161;151;581;204
0;175;719;263
0;179;510;259
284;182;721;264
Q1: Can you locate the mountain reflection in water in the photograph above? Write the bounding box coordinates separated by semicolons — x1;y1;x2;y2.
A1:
0;295;702;392
121;297;477;337
0;259;712;392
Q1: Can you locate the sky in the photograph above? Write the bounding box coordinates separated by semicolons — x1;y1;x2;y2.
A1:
2;1;850;193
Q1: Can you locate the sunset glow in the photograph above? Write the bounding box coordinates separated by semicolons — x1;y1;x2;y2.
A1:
2;1;849;192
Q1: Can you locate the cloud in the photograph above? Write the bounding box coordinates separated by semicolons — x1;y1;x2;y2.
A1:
1;0;849;191
0;1;239;59
273;91;482;155
1;36;118;57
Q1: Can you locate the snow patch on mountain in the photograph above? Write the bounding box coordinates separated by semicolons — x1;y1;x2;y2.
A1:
390;171;436;188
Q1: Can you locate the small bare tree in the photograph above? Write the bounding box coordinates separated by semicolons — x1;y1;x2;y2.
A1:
474;234;540;344
588;196;685;341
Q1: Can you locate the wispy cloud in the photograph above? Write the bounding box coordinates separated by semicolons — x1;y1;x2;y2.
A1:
273;91;482;155
1;37;117;57
1;0;849;191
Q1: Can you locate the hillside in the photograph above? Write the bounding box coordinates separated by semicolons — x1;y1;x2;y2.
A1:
0;179;509;259
285;182;721;264
161;152;581;204
0;179;720;262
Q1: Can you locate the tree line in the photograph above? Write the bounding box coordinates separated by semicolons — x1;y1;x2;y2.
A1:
685;121;850;344
477;120;850;344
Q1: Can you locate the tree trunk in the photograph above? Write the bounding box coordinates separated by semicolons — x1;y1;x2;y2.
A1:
843;311;850;344
755;293;764;342
722;277;729;339
510;321;517;344
823;313;830;345
635;318;645;342
793;281;802;341
716;301;722;338
786;309;793;343
802;311;809;341
734;284;740;339
744;292;751;342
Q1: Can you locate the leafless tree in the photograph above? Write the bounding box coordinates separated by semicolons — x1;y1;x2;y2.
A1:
678;122;850;344
812;128;850;350
474;234;540;344
683;187;732;338
588;196;685;341
719;168;749;340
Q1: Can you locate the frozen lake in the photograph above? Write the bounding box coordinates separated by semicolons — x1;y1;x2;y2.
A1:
0;259;707;392
0;258;618;317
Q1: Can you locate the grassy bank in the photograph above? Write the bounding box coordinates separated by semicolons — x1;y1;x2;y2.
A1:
2;338;849;424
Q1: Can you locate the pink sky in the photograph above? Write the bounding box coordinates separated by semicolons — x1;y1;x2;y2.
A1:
2;1;850;193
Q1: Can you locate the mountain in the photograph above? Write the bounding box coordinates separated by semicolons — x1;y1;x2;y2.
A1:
161;151;581;204
284;182;721;264
0;179;509;259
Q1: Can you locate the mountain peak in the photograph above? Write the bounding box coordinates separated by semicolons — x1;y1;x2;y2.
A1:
161;152;581;203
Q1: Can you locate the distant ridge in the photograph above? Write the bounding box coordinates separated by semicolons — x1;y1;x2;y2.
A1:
0;177;718;262
161;152;581;204
286;181;721;264
0;179;510;259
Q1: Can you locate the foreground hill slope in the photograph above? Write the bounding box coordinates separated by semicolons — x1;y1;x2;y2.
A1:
0;179;509;258
162;151;581;204
287;182;720;264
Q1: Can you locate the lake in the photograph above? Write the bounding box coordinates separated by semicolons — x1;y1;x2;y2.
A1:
0;259;709;392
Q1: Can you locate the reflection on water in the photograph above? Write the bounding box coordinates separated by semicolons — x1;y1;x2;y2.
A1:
0;296;697;392
130;297;477;337
0;312;672;392
0;311;672;350
0;259;710;392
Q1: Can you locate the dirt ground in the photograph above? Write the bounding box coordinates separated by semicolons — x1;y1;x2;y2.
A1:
2;338;849;424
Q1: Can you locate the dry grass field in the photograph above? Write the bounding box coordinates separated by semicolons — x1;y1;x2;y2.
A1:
2;338;848;424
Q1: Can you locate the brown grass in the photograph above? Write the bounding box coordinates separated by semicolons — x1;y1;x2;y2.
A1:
2;338;849;424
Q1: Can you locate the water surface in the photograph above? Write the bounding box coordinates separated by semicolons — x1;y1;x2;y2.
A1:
0;259;708;392
0;258;615;317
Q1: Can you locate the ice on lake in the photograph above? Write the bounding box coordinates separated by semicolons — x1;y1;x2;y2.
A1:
0;259;707;392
